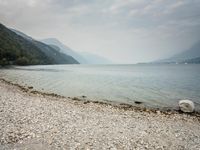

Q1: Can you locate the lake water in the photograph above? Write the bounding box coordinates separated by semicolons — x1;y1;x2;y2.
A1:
0;64;200;111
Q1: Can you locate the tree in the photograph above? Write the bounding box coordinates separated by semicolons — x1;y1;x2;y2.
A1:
16;57;29;65
0;58;9;66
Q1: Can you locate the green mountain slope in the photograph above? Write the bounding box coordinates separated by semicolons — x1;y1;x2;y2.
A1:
0;23;79;66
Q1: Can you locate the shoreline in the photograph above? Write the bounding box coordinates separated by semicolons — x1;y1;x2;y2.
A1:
1;78;200;149
0;78;199;117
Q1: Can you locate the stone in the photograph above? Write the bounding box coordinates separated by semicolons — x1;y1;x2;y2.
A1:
28;86;33;89
134;101;142;104
179;100;195;113
156;110;161;115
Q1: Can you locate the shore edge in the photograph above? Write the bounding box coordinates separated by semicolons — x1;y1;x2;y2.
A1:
0;78;200;117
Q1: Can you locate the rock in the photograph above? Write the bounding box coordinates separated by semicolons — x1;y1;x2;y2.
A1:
83;101;90;104
156;110;161;115
134;101;142;104
179;100;195;113
72;97;80;101
28;86;33;89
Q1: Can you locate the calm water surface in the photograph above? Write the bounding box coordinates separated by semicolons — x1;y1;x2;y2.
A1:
1;64;200;110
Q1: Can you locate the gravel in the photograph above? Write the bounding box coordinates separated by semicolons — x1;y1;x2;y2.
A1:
0;80;200;150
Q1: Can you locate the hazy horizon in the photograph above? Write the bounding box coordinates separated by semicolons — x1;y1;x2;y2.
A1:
0;0;200;64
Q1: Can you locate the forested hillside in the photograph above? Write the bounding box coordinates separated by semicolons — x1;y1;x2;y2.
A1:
0;23;79;66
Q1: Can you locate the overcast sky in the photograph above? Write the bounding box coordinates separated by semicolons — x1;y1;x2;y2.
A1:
0;0;200;63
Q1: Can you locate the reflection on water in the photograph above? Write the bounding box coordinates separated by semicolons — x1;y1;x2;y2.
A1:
0;64;200;110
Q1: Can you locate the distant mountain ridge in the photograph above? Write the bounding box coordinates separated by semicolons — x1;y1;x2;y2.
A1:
42;38;112;64
42;38;87;64
182;57;200;64
155;41;200;64
80;52;112;64
0;23;79;66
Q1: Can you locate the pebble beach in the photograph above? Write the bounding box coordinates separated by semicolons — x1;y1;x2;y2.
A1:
0;79;200;150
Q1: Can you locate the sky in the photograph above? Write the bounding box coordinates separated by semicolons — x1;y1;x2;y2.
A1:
0;0;200;64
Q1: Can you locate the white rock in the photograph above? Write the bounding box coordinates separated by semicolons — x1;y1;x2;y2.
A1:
179;100;195;113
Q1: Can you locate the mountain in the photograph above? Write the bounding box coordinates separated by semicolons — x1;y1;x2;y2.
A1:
41;38;87;64
12;29;79;65
42;38;112;64
182;57;200;64
80;52;112;64
156;41;200;64
10;28;34;41
0;23;79;66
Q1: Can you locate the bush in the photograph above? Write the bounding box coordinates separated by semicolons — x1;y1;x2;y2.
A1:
16;57;29;65
0;58;9;66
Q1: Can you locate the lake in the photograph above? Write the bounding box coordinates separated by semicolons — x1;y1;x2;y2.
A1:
0;64;200;111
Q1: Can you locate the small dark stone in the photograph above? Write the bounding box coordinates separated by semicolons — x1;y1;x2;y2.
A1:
134;101;142;104
119;103;132;109
72;97;80;101
28;86;33;89
82;95;87;98
83;101;90;104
